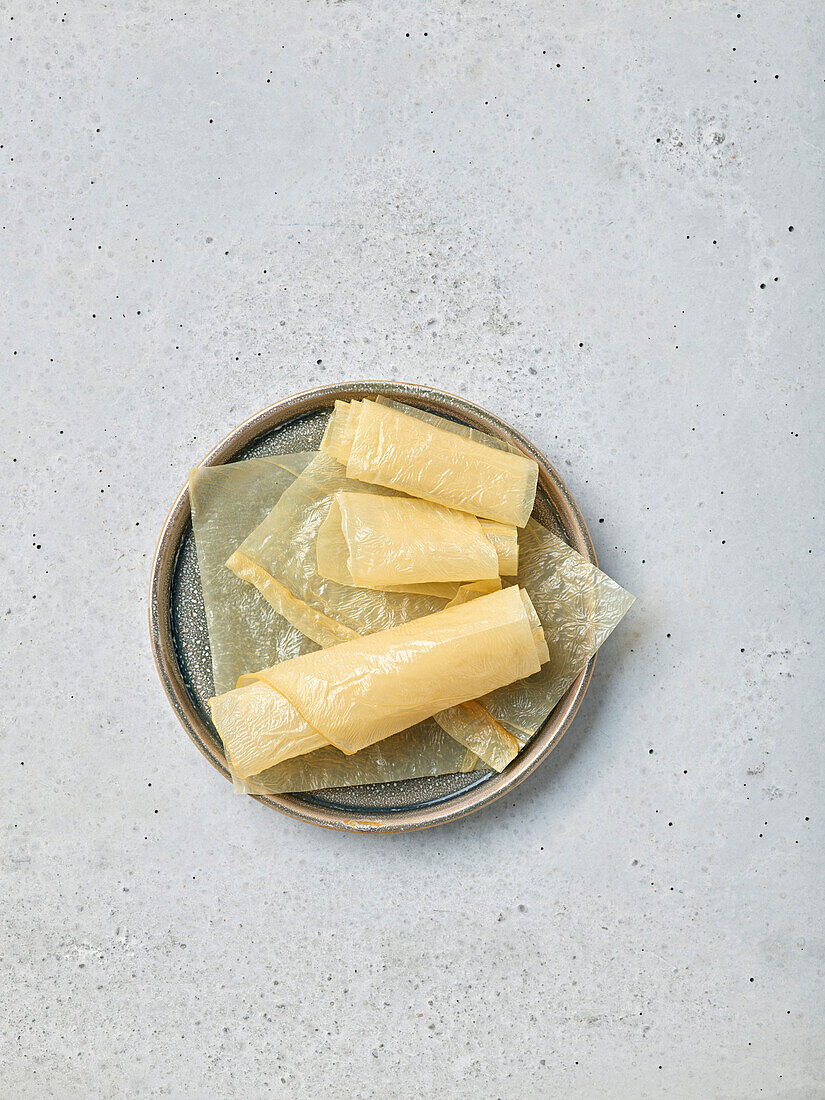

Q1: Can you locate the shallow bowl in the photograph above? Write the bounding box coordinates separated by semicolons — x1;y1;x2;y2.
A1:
148;381;596;833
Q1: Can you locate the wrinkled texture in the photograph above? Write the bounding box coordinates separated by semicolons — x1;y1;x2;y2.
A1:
480;520;519;576
189;456;317;693
478;521;637;741
190;454;485;792
321;398;539;526
210;680;327;774
211;587;546;776
322;399;362;464
444;578;503;607
326;394;522;459
241;723;477;797
228;452;446;645
316;491;510;591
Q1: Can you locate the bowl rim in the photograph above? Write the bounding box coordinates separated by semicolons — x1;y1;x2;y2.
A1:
148;380;597;833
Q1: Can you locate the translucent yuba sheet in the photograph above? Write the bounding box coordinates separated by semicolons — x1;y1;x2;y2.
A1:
321;398;539;527
189;456;317;694
478;520;637;742
210;587;547;778
480;520;519;576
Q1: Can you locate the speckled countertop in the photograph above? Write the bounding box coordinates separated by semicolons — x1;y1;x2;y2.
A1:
2;2;823;1097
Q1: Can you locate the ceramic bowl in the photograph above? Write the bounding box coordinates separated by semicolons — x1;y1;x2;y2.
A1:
148;381;596;832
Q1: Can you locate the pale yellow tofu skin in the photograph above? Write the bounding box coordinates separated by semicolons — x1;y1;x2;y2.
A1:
480;520;519;576
210;586;547;777
321;399;539;527
316;491;500;589
320;400;361;464
209;681;327;777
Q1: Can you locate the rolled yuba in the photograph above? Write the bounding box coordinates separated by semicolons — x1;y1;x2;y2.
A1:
210;585;548;778
315;491;518;592
321;399;539;527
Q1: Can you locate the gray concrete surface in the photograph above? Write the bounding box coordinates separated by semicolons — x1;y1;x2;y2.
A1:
2;2;823;1096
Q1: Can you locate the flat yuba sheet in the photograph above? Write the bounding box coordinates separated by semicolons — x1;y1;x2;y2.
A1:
209;587;548;779
315;491;518;595
321;399;539;527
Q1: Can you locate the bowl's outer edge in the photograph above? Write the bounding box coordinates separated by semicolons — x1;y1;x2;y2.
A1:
148;380;597;834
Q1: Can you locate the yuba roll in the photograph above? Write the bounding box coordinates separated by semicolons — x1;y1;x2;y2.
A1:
321;399;539;527
210;586;548;778
316;491;518;592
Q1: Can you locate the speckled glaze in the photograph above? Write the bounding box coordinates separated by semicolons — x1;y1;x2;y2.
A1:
149;382;596;832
